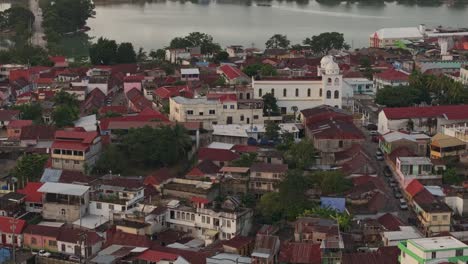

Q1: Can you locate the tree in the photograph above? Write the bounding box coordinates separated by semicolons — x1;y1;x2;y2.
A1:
257;192;283;223
443;168;462;185
0;6;35;38
406;119;414;132
265;122;280;141
11;154;48;188
231;153;258;167
53;90;79;107
265;34;290;49
243;64;262;77
214;51;229;62
262;93;279;116
303;32;350;56
12;103;43;124
116;42;137;63
149;49;166;61
301;207;352;231
89;37;118;65
260;64;277;76
42;0;94;35
284;139;317;170
375;85;423;107
136;47;147;62
94;144;127;174
213;76;227;87
308;171;352;195
52;105;79;128
278;170;312;220
169;32;221;54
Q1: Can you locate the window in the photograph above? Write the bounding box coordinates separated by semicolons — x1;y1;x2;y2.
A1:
334;78;340;86
283;89;287;97
177;212;180;219
334;90;339;99
202;216;205;223
259;89;262;97
327;78;332;85
53;149;61;154
230;105;235;109
199;112;203;116
432;215;438;221
255;182;261;187
74;161;80;165
223;105;227;109
319;89;322;97
61;244;66;252
431;252;436;259
227;220;231;228
61;209;66;216
307;89;311;97
49;240;57;247
182;212;185;220
253;115;259;119
191;214;195;221
240;115;244;121
443;215;448;221
96;203;102;209
456;249;463;256
339;141;343;148
206;217;210;224
209;110;215;115
256;172;261;177
239;93;243;100
108;204;114;210
187;110;193;115
31;237;37;245
295;88;299;97
326;90;331;99
247;93;250;99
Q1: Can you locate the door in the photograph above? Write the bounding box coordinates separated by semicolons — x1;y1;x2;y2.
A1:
1;234;6;244
227;116;233;124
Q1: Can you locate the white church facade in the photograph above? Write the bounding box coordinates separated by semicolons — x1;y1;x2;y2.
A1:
252;55;343;114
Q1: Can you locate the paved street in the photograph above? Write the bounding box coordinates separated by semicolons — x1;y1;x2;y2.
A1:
29;0;47;48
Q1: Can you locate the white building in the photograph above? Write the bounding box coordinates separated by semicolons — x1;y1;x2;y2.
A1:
460;66;468;85
169;96;264;130
369;26;424;48
382;226;423;247
395;157;441;186
398;236;468;264
252;55;343;114
342;77;374;97
165;200;253;245
445;193;468;217
180;68;200;81
212;123;300;145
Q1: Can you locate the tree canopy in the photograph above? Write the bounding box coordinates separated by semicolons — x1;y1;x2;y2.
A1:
42;0;94;35
284;139;317;170
0;6;34;39
12;103;43;124
262;93;280;116
303;32;350;55
169;32;221;54
116;42;137;63
265;34;290;49
89;38;137;65
11;154;48;188
52;91;80;128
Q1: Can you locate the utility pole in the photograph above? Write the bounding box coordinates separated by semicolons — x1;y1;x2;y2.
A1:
10;218;18;264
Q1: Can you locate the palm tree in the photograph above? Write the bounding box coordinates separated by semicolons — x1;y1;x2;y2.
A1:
291;106;298;122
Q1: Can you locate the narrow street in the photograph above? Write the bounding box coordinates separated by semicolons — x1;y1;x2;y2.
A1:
29;0;47;48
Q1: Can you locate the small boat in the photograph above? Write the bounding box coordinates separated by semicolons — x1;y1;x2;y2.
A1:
256;2;272;6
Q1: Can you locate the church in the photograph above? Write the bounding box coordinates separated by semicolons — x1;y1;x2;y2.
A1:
252;55;343;115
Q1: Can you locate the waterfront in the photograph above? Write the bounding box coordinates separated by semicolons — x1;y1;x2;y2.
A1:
87;0;468;50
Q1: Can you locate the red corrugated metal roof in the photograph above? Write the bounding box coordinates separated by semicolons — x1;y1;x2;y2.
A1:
51;141;89;151
17;182;43;203
219;64;245;80
0;216;26;234
383;105;468;120
405;179;424;197
377;213;403;231
374;68;409;81
191;196;210;204
7;120;32;128
198;147;240;162
136;250;178;262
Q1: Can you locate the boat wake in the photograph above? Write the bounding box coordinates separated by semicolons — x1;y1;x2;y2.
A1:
271;5;391;19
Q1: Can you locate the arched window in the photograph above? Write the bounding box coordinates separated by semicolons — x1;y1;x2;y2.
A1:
327;78;332;85
283;88;287;97
319;89;322;97
334;78;340;86
334;90;339;99
271;89;274;96
295;89;299;97
326;90;331;99
61;209;66;216
259;89;262;97
307;89;311;97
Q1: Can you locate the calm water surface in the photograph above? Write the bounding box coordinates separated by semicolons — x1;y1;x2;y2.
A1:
87;1;468;50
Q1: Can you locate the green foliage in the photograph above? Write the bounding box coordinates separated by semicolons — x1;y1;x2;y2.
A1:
42;0;94;35
0;44;51;66
265;122;280;141
169;32;221;54
0;6;34;38
116;42;137;63
443;167;463;185
284;139;316;170
12;103;43;124
265;34;290;49
95;125;192;175
301;207;352;231
11;154;48;188
262;93;279;116
375;85;424;107
213;76;227;87
231;153;258;167
149;49;166;61
214;51;229;62
51;91;80;128
258;170;314;222
89;37;118;65
242;64;262;77
303;32;350;56
308;170;352;195
136;47;147;62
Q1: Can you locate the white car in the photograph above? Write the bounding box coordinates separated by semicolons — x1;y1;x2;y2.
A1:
399;199;408;210
34;250;51;257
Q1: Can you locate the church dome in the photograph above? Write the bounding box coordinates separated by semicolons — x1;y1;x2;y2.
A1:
320;55;333;68
325;61;340;75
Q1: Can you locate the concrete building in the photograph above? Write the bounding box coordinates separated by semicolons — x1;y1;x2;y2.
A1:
169;95;264;130
165;199;253;245
342;77;374;97
461;65;468;85
369;27;424;48
373;68;409;91
395;157;441;186
51;129;102;173
226;45;246;58
249;163;288;196
398;236;468;264
180;68;200;81
445;192;468;217
382;226;423;247
430;133;466;159
38;182;90;223
252;55;343;114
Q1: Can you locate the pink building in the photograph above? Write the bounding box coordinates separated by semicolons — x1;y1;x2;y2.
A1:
123;75;145;94
23;225;60;252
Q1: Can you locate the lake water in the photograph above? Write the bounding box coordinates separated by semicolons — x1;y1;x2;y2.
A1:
87;1;468;50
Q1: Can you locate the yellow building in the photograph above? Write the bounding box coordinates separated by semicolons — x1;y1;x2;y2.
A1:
430;133;466;159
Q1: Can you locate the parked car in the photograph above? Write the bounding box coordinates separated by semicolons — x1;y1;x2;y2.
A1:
400;199;408;210
33;250;51;257
376;154;384;161
366;123;378;131
370;131;379;136
394;191;403;199
69;255;80;262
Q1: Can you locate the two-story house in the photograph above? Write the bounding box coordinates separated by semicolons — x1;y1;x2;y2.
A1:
38;182;90;223
0;216;26;247
395;157;441;186
251;235;281;264
249;163;288;197
398;236;468;264
51;128;102;173
23;225;61;252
